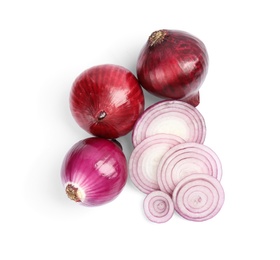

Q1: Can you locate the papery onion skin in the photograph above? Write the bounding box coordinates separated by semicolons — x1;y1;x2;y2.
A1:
61;137;127;206
143;191;174;223
70;64;145;139
137;29;208;106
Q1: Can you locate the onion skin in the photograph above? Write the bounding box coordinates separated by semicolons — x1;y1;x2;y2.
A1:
70;64;145;139
137;29;208;106
61;137;127;206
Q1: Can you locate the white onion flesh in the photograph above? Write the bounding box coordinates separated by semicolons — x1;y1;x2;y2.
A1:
157;142;222;195
132;100;206;147
143;190;174;223
173;173;225;221
129;133;185;193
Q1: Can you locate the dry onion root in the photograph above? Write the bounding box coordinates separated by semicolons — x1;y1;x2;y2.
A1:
143;191;174;223
173;173;225;222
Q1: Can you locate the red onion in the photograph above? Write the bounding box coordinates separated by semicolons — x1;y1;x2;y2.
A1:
157;142;222;195
173;173;225;221
143;190;174;223
129;133;185;194
137;29;208;106
61;137;127;206
132;100;206;147
70;64;144;139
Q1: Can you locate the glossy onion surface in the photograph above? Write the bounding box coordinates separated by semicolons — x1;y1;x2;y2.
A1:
137;29;208;106
70;64;145;139
61;137;127;206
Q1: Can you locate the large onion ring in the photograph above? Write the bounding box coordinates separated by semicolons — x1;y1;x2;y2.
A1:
157;142;222;195
132;100;206;147
172;173;225;221
129;133;184;193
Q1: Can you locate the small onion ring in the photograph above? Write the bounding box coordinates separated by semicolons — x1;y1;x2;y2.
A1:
173;173;225;221
129;133;185;193
132;100;206;147
157;142;222;195
143;190;174;223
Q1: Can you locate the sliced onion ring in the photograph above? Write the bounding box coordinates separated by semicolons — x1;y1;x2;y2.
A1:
132;100;206;147
143;190;174;223
129;133;185;193
157;142;222;195
173;173;225;221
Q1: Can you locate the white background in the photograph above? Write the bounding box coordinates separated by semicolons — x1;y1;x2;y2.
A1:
1;0;280;259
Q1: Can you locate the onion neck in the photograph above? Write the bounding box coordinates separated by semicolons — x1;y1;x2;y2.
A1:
182;92;200;107
65;184;82;202
148;30;167;47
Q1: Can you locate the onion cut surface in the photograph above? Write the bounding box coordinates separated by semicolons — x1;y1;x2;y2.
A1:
132;100;206;147
143;191;174;223
157;142;222;195
129;133;185;193
173;173;225;221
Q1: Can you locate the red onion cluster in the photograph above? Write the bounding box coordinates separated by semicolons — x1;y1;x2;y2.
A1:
60;29;224;222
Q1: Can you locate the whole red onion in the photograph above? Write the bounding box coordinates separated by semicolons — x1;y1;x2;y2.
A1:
136;29;209;106
61;137;127;206
70;64;145;139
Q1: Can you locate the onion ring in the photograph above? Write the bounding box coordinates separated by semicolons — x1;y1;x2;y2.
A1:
132;100;206;147
157;142;222;195
143;191;174;223
173;173;225;221
129;133;185;193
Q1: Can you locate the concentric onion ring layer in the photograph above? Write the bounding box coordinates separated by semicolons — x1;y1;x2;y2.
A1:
143;191;174;223
129;134;184;193
157;142;222;195
173;173;225;221
132;100;206;147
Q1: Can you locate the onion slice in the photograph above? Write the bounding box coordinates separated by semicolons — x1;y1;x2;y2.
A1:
143;190;174;223
157;142;222;195
132;100;206;147
129;133;185;193
173;173;225;221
